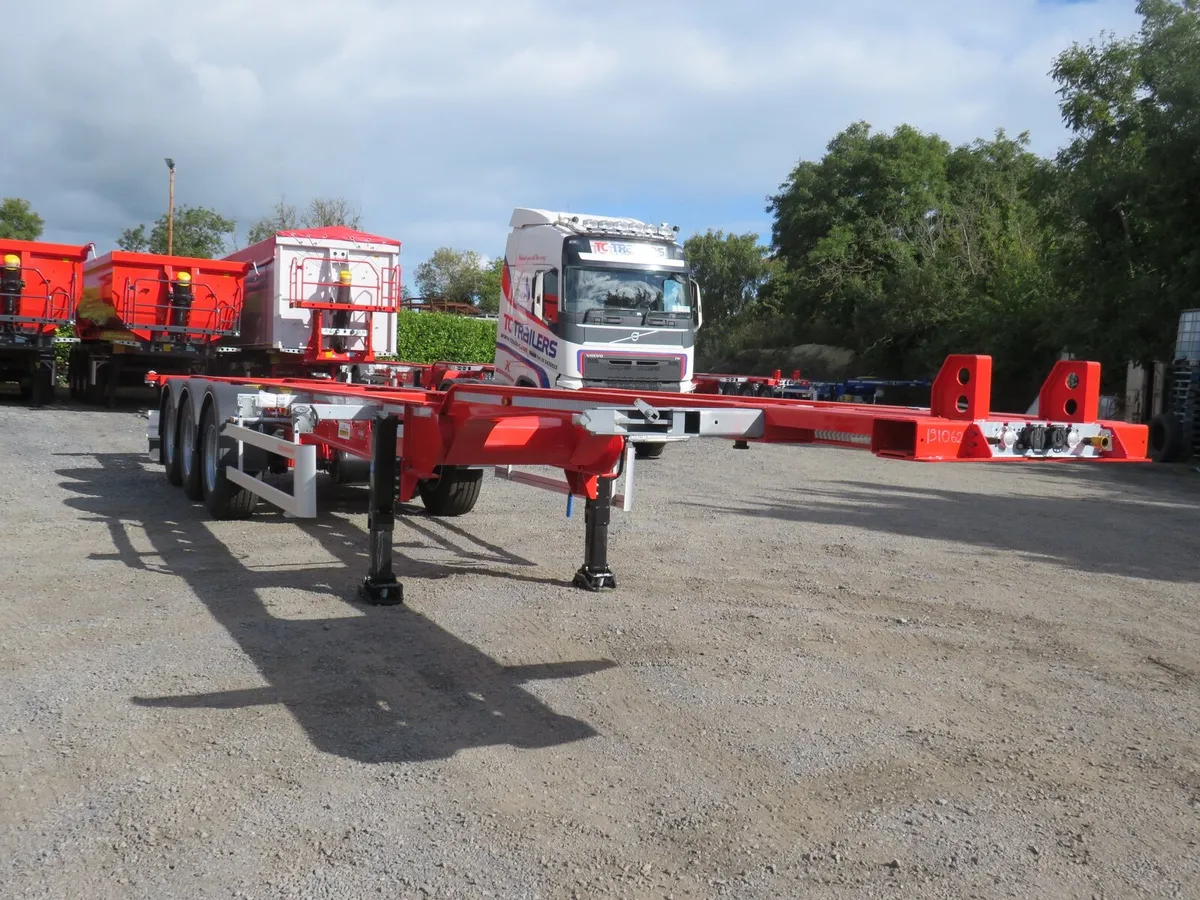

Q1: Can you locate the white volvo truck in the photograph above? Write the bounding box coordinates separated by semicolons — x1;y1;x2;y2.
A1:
492;208;703;458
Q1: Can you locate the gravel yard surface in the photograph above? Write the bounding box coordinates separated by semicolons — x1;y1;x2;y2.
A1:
2;393;1199;899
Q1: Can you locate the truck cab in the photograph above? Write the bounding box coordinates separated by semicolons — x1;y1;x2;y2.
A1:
493;208;702;392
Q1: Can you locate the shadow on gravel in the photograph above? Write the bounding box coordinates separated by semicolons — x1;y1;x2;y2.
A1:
55;452;615;764
1015;459;1200;503
0;386;156;413
682;472;1200;584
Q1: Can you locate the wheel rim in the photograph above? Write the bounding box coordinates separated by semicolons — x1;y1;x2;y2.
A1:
180;402;196;478
203;417;218;493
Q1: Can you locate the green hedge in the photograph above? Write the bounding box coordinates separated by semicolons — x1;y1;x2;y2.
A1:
387;310;497;364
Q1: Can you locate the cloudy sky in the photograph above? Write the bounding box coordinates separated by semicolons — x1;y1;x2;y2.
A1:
4;0;1140;284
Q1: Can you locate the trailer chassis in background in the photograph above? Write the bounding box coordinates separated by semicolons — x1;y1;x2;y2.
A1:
144;353;1149;603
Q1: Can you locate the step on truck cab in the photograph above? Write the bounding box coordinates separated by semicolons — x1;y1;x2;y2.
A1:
494;209;702;457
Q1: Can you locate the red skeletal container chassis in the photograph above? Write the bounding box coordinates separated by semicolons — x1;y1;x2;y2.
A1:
77;250;249;346
0;238;91;405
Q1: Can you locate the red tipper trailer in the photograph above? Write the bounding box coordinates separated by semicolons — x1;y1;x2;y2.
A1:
70;250;250;405
0;238;91;405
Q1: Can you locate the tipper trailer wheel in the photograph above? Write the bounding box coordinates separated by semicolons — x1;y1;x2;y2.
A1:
199;406;258;519
177;394;204;501
417;465;483;516
30;365;54;407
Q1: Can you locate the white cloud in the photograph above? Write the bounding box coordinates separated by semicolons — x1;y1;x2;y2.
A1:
1;0;1143;279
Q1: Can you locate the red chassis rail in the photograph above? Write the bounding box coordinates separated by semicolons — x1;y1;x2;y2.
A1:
145;353;1147;602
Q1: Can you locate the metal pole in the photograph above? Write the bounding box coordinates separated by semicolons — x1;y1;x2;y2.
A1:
165;158;175;255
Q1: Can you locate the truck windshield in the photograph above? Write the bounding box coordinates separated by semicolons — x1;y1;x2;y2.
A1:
565;267;691;316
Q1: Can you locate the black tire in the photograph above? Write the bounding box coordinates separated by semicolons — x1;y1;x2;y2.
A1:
30;366;53;407
329;451;371;484
177;393;204;500
199;405;258;519
417;465;483;516
103;362;118;408
161;390;182;483
1148;413;1186;463
634;441;666;460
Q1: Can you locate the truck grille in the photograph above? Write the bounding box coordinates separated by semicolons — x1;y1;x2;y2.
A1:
580;355;680;385
583;379;682;392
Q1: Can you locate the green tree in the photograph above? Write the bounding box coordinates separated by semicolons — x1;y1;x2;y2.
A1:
1049;0;1200;368
118;205;237;258
767;121;957;370
765;121;1064;387
683;230;771;324
246;195;363;244
414;247;496;309
0;197;45;241
477;257;503;314
682;229;773;356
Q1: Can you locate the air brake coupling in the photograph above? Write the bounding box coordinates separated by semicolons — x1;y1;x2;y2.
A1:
169;270;194;329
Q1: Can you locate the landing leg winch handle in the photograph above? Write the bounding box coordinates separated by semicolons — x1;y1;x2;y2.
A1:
572;475;617;591
360;413;403;605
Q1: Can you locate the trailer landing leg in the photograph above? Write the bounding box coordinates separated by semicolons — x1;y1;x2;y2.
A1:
573;476;617;591
359;413;404;606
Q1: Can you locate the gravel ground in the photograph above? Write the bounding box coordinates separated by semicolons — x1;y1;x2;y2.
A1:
2;390;1200;900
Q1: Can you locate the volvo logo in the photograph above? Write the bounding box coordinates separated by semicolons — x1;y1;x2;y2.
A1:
631;331;640;342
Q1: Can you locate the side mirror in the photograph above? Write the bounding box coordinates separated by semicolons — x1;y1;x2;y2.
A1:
690;280;703;330
531;271;545;320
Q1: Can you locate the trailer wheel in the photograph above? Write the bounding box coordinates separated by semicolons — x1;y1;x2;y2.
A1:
199;406;258;519
1148;413;1186;463
177;394;204;501
417;465;482;516
634;441;666;460
161;391;182;483
31;366;54;407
